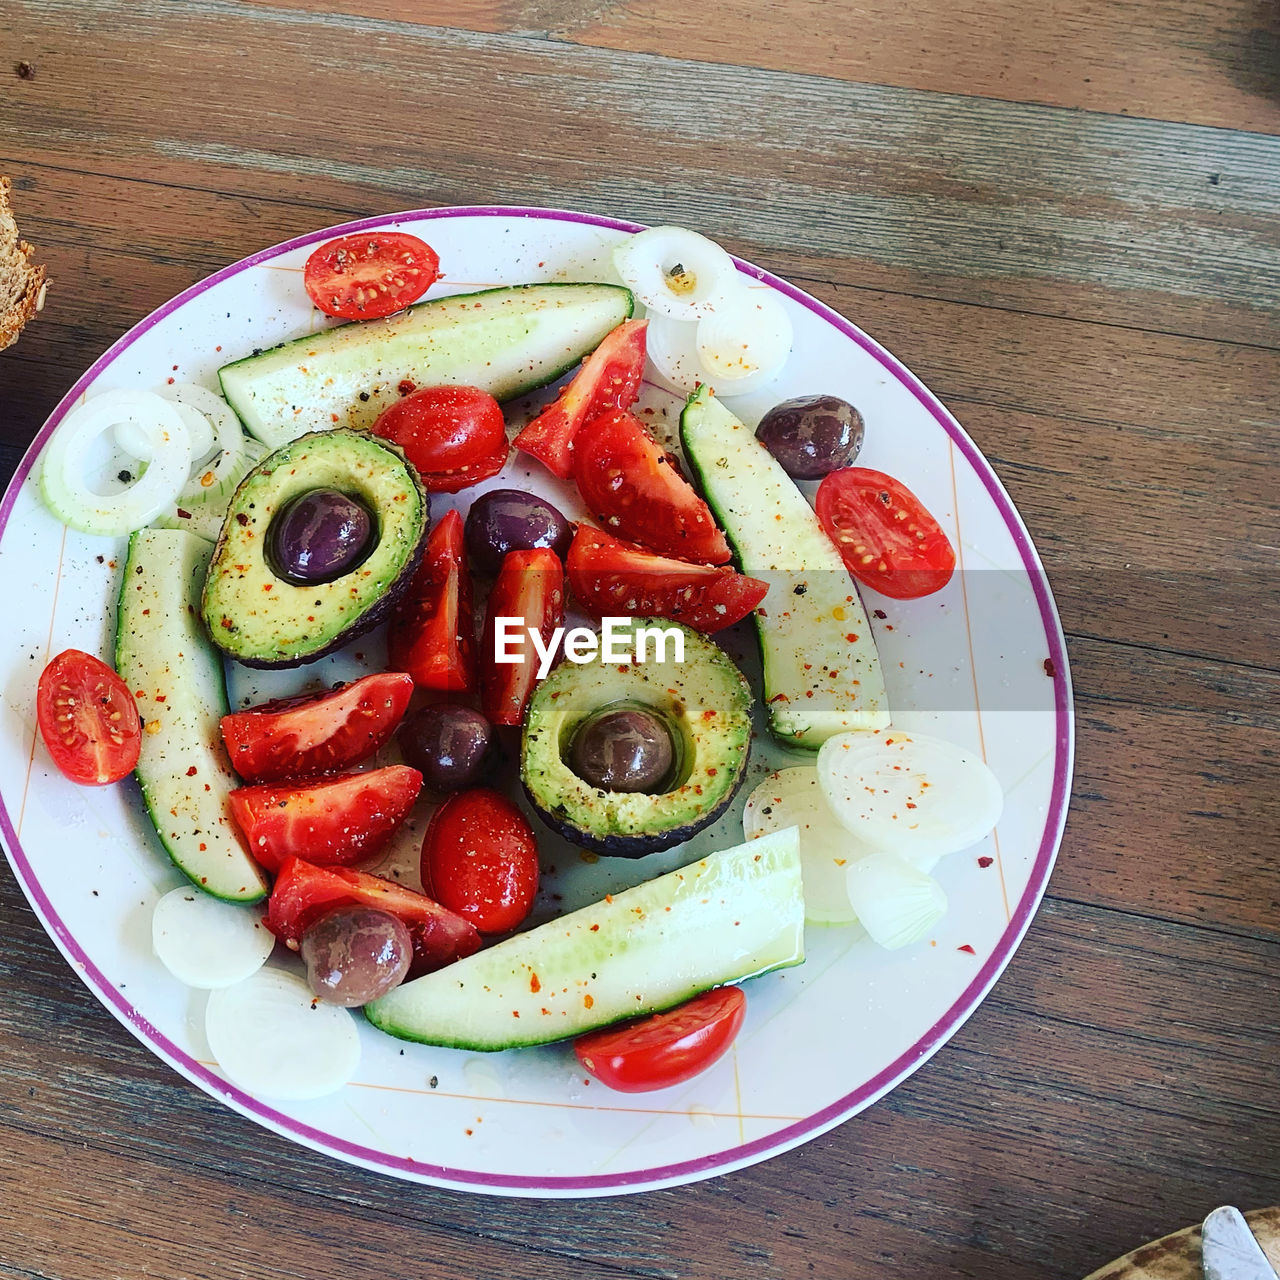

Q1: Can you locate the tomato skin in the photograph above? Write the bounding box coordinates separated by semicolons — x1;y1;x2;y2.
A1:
387;510;477;692
816;468;956;599
572;409;731;565
479;548;565;727
421;788;540;934
229;765;422;874
36;649;141;785
303;232;439;320
567;524;768;633
267;856;481;975
574;987;746;1093
371;386;509;492
219;672;413;783
514;319;648;478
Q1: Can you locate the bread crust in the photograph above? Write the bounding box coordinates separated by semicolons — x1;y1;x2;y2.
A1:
0;177;48;352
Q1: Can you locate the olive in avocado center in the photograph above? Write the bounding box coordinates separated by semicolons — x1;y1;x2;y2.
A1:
569;707;675;793
269;488;375;584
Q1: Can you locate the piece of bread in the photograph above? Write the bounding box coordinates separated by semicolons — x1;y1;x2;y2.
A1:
0;177;47;352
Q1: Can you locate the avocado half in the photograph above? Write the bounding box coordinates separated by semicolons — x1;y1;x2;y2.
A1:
521;619;752;857
201;429;428;668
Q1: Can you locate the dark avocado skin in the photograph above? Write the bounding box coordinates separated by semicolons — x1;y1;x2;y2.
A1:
523;756;748;858
203;430;430;669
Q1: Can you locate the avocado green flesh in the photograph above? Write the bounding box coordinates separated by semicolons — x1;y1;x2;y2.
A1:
201;429;427;668
116;529;269;902
521;619;752;856
365;827;804;1050
218;283;634;447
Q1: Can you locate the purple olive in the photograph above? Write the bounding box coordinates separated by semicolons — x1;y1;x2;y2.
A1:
300;906;412;1007
269;488;375;584
755;396;864;479
569;707;675;793
464;489;572;574
398;703;499;793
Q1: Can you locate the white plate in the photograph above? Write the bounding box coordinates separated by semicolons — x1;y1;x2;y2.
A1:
0;207;1073;1196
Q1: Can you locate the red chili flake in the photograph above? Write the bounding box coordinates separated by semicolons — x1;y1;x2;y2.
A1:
873;609;887;619
957;944;976;955
589;923;599;932
769;692;789;703
845;633;859;643
978;855;994;868
176;509;192;520
153;694;166;703
185;766;198;777
529;972;541;994
1043;657;1057;678
397;379;416;396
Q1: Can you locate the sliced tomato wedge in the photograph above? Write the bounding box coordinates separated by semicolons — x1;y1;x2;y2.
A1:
371;385;508;493
387;509;477;692
479;547;565;727
574;986;746;1093
513;319;648;478
815;467;956;599
267;856;481;976
572;408;731;565
303;232;440;320
219;672;413;783
566;525;768;633
36;649;141;786
229;765;422;874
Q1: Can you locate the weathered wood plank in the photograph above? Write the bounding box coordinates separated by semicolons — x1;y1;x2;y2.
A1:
0;885;1274;1280
4;0;1279;346
232;0;1280;135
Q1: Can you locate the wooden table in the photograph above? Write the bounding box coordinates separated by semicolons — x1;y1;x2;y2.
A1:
2;2;1278;1276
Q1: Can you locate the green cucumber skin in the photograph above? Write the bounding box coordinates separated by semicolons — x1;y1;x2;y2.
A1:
364;827;805;1051
218;283;634;446
116;529;268;903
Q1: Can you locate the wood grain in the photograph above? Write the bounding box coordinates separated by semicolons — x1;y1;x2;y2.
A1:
233;0;1280;134
4;0;1280;347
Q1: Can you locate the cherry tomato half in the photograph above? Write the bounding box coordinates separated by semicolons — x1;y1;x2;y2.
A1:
815;467;956;599
567;524;768;633
572;408;731;565
421;788;540;935
574;986;746;1093
219;672;413;783
371;385;509;493
303;232;440;320
36;649;141;785
229;765;422;874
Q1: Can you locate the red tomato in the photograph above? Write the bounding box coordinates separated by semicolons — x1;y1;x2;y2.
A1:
513;319;648;478
479;547;564;727
574;987;746;1093
267;856;481;975
371;386;508;493
572;409;731;565
303;232;439;320
816;467;956;599
387;510;476;692
421;788;539;934
219;672;413;783
36;649;141;785
229;765;422;874
567;524;768;633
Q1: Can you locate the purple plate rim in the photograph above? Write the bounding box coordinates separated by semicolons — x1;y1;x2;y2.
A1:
0;204;1073;1195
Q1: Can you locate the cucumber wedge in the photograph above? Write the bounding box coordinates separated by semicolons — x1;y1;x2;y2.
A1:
116;529;268;902
219;283;634;447
365;827;804;1050
680;387;890;748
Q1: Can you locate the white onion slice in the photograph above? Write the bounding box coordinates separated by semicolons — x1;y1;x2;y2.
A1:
645;313;707;393
38;389;192;537
158;384;251;503
695;287;792;393
744;768;859;925
117;401;213;462
205;967;361;1101
844;851;947;950
613;226;740;321
152;887;275;989
817;728;1004;867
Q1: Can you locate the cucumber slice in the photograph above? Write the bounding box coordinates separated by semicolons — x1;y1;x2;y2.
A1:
219;283;634;448
680;386;890;748
116;528;269;902
365;826;805;1051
